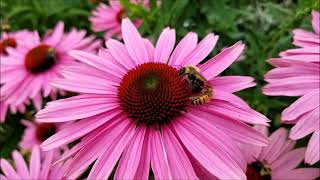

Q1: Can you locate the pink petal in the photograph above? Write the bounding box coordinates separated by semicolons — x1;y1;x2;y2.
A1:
60;67;119;87
185;151;218;180
69;50;124;78
200;41;245;80
207;99;269;125
66;117;133;179
105;39;137;69
114;126;147;179
280;47;319;56
51;77;117;95
280;138;296;155
144;38;155;62
52;118;119;166
282;91;319;121
122;18;149;64
268;58;320;67
305;129;320;165
169;32;198;66
45;21;64;46
0;102;8;122
189;109;269;146
273;168;320;180
162;127;198;179
262;76;320;96
293;29;320;47
182;33;218;65
12;151;30;178
172;119;246;179
30;147;40;179
154;27;176;63
258;128;287;162
0;174;8;180
41;110;122;151
62;63;120;85
264;66;319;82
181;115;247;170
312;10;320;35
213;90;250;108
39;150;54;179
36;94;119;122
87;120;136;179
0;159;20;179
133;128;151;180
150;129;171;179
289;107;319;139
271;148;306;172
209;76;256;93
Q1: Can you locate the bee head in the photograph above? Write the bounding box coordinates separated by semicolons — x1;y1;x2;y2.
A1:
179;67;186;75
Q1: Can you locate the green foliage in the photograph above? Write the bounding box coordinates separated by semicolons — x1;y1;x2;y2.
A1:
0;0;318;169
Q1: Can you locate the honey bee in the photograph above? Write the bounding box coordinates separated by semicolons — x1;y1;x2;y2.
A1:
191;86;213;105
179;65;213;105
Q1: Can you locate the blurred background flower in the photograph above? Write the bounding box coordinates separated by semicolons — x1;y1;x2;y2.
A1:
263;10;320;165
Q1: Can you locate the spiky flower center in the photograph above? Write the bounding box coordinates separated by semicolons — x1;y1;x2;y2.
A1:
118;62;191;127
116;9;126;23
246;161;272;180
24;44;56;74
0;38;17;54
35;123;57;142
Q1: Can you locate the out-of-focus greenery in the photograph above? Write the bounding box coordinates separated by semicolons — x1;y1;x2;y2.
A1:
0;0;319;168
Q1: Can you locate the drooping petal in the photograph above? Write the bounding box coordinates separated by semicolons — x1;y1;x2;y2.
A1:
189;109;269;146
87;120;135;180
150;129;171;179
206;99;269;125
114;126;147;179
133;128;151;180
172;119;246;179
66;117;132;179
162;127;198;179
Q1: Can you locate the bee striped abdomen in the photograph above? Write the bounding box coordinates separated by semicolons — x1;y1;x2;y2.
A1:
191;94;211;105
